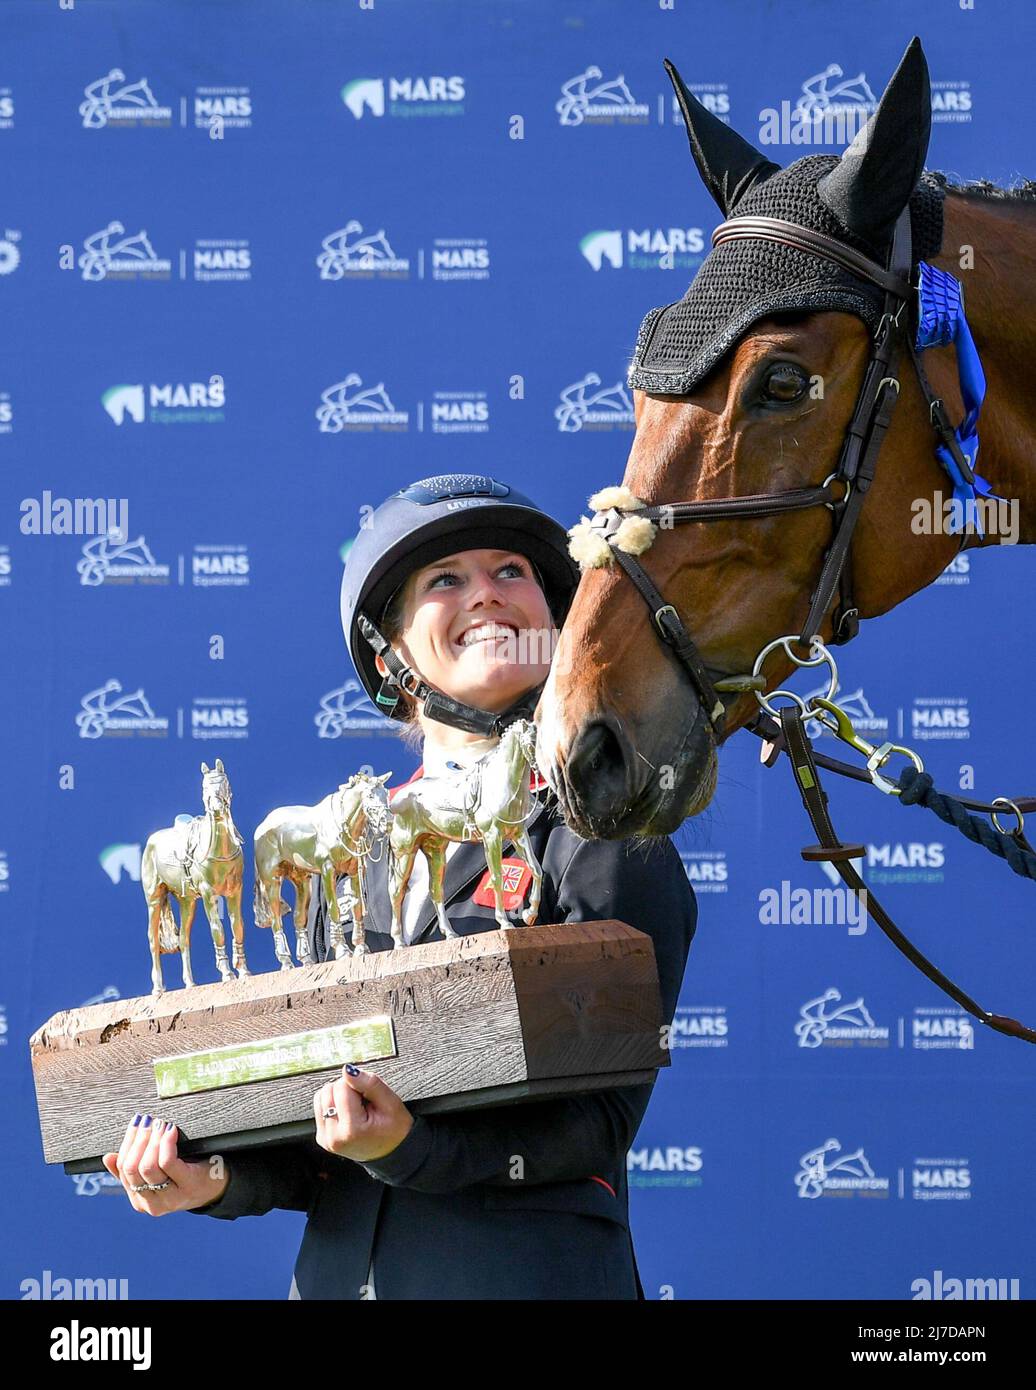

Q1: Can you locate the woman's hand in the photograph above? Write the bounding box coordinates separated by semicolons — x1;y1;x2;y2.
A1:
102;1115;230;1214
314;1064;414;1163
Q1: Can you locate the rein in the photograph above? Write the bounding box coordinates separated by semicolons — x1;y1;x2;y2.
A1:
569;206;1036;1044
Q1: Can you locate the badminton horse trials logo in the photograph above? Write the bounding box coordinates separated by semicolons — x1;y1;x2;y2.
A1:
795;1139;889;1199
77;534;169;586
75;679;168;738
314;680;397;736
78;221;171;281
795;989;889;1048
340;76;465;119
554;373;635;433
316;220;410;278
316;373;409;432
78;68;172;128
555;67;649;126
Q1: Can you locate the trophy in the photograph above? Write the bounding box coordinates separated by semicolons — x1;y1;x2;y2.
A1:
253;772;391;965
30;731;671;1174
386;720;542;946
142;759;249;995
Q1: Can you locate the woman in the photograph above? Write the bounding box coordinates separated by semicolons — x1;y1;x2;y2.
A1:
103;472;698;1300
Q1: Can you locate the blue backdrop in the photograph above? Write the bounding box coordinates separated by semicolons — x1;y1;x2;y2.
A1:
3;0;1034;1302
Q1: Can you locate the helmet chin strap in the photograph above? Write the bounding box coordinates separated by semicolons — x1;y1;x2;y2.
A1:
357;613;543;738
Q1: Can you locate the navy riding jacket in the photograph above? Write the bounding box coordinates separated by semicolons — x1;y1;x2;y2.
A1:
187;765;697;1300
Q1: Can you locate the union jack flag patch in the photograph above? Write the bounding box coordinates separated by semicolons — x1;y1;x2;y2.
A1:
471;857;532;910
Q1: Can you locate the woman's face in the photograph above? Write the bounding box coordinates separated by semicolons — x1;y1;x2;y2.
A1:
376;548;556;714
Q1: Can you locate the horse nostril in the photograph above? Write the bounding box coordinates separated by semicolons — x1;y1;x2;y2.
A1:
566;720;630;821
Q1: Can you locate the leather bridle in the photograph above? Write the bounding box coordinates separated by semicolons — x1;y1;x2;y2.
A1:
581;207;1036;1046
585;203;980;739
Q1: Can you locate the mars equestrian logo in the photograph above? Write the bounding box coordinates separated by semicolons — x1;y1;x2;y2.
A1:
911;697;970;741
913;1158;971;1202
194;239;252;282
317;221;410;279
864;842;945;886
931;79;972;123
555;374;635;432
431;237;490;281
670;1005;728;1048
580;227;705;272
627;1145;703;1188
191;697;249;741
936;553;970;586
77;535;169;587
76;680;169;739
102;379;225;425
679;850;728;894
795;1138;889;1199
795;989;889;1048
78;222;171;281
194;86;252;130
555;67;649;126
192;544;250;587
99;843;142;884
912;1008;974;1051
428;390;489;435
79;68;172;128
316;374;409;432
315;681;396;737
341;76;465;120
669;81;729;126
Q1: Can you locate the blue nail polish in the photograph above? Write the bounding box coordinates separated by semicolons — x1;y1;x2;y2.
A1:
345;1064;359;1076
132;1113;142;1127
142;1114;152;1127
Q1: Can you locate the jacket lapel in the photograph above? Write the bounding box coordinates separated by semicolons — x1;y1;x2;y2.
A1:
360;764;551;946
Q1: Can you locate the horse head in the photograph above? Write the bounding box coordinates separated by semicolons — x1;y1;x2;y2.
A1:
539;38;984;839
200;758;231;816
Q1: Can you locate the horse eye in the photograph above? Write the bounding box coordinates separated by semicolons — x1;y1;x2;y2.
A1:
762;364;808;403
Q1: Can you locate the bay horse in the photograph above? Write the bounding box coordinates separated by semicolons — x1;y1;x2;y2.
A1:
537;38;1036;842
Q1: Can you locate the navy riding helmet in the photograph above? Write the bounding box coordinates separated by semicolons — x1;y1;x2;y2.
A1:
340;473;580;737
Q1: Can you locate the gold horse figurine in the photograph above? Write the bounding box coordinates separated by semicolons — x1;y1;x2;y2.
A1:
253;771;392;964
387;719;543;948
142;758;249;996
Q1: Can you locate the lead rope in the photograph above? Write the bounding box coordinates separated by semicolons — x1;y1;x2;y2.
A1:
778;705;1036;1045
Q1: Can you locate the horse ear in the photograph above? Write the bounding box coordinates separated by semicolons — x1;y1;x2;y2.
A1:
665;57;780;216
378;772;392;784
215;757;224;773
816;36;931;250
200;761;209;774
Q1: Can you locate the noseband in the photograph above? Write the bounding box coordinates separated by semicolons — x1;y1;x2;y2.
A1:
570;204;988;740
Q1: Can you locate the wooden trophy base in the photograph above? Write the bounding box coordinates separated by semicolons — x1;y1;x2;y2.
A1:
29;921;669;1173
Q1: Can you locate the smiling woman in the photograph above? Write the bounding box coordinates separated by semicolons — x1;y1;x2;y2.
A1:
377;547;556;753
107;472;699;1303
